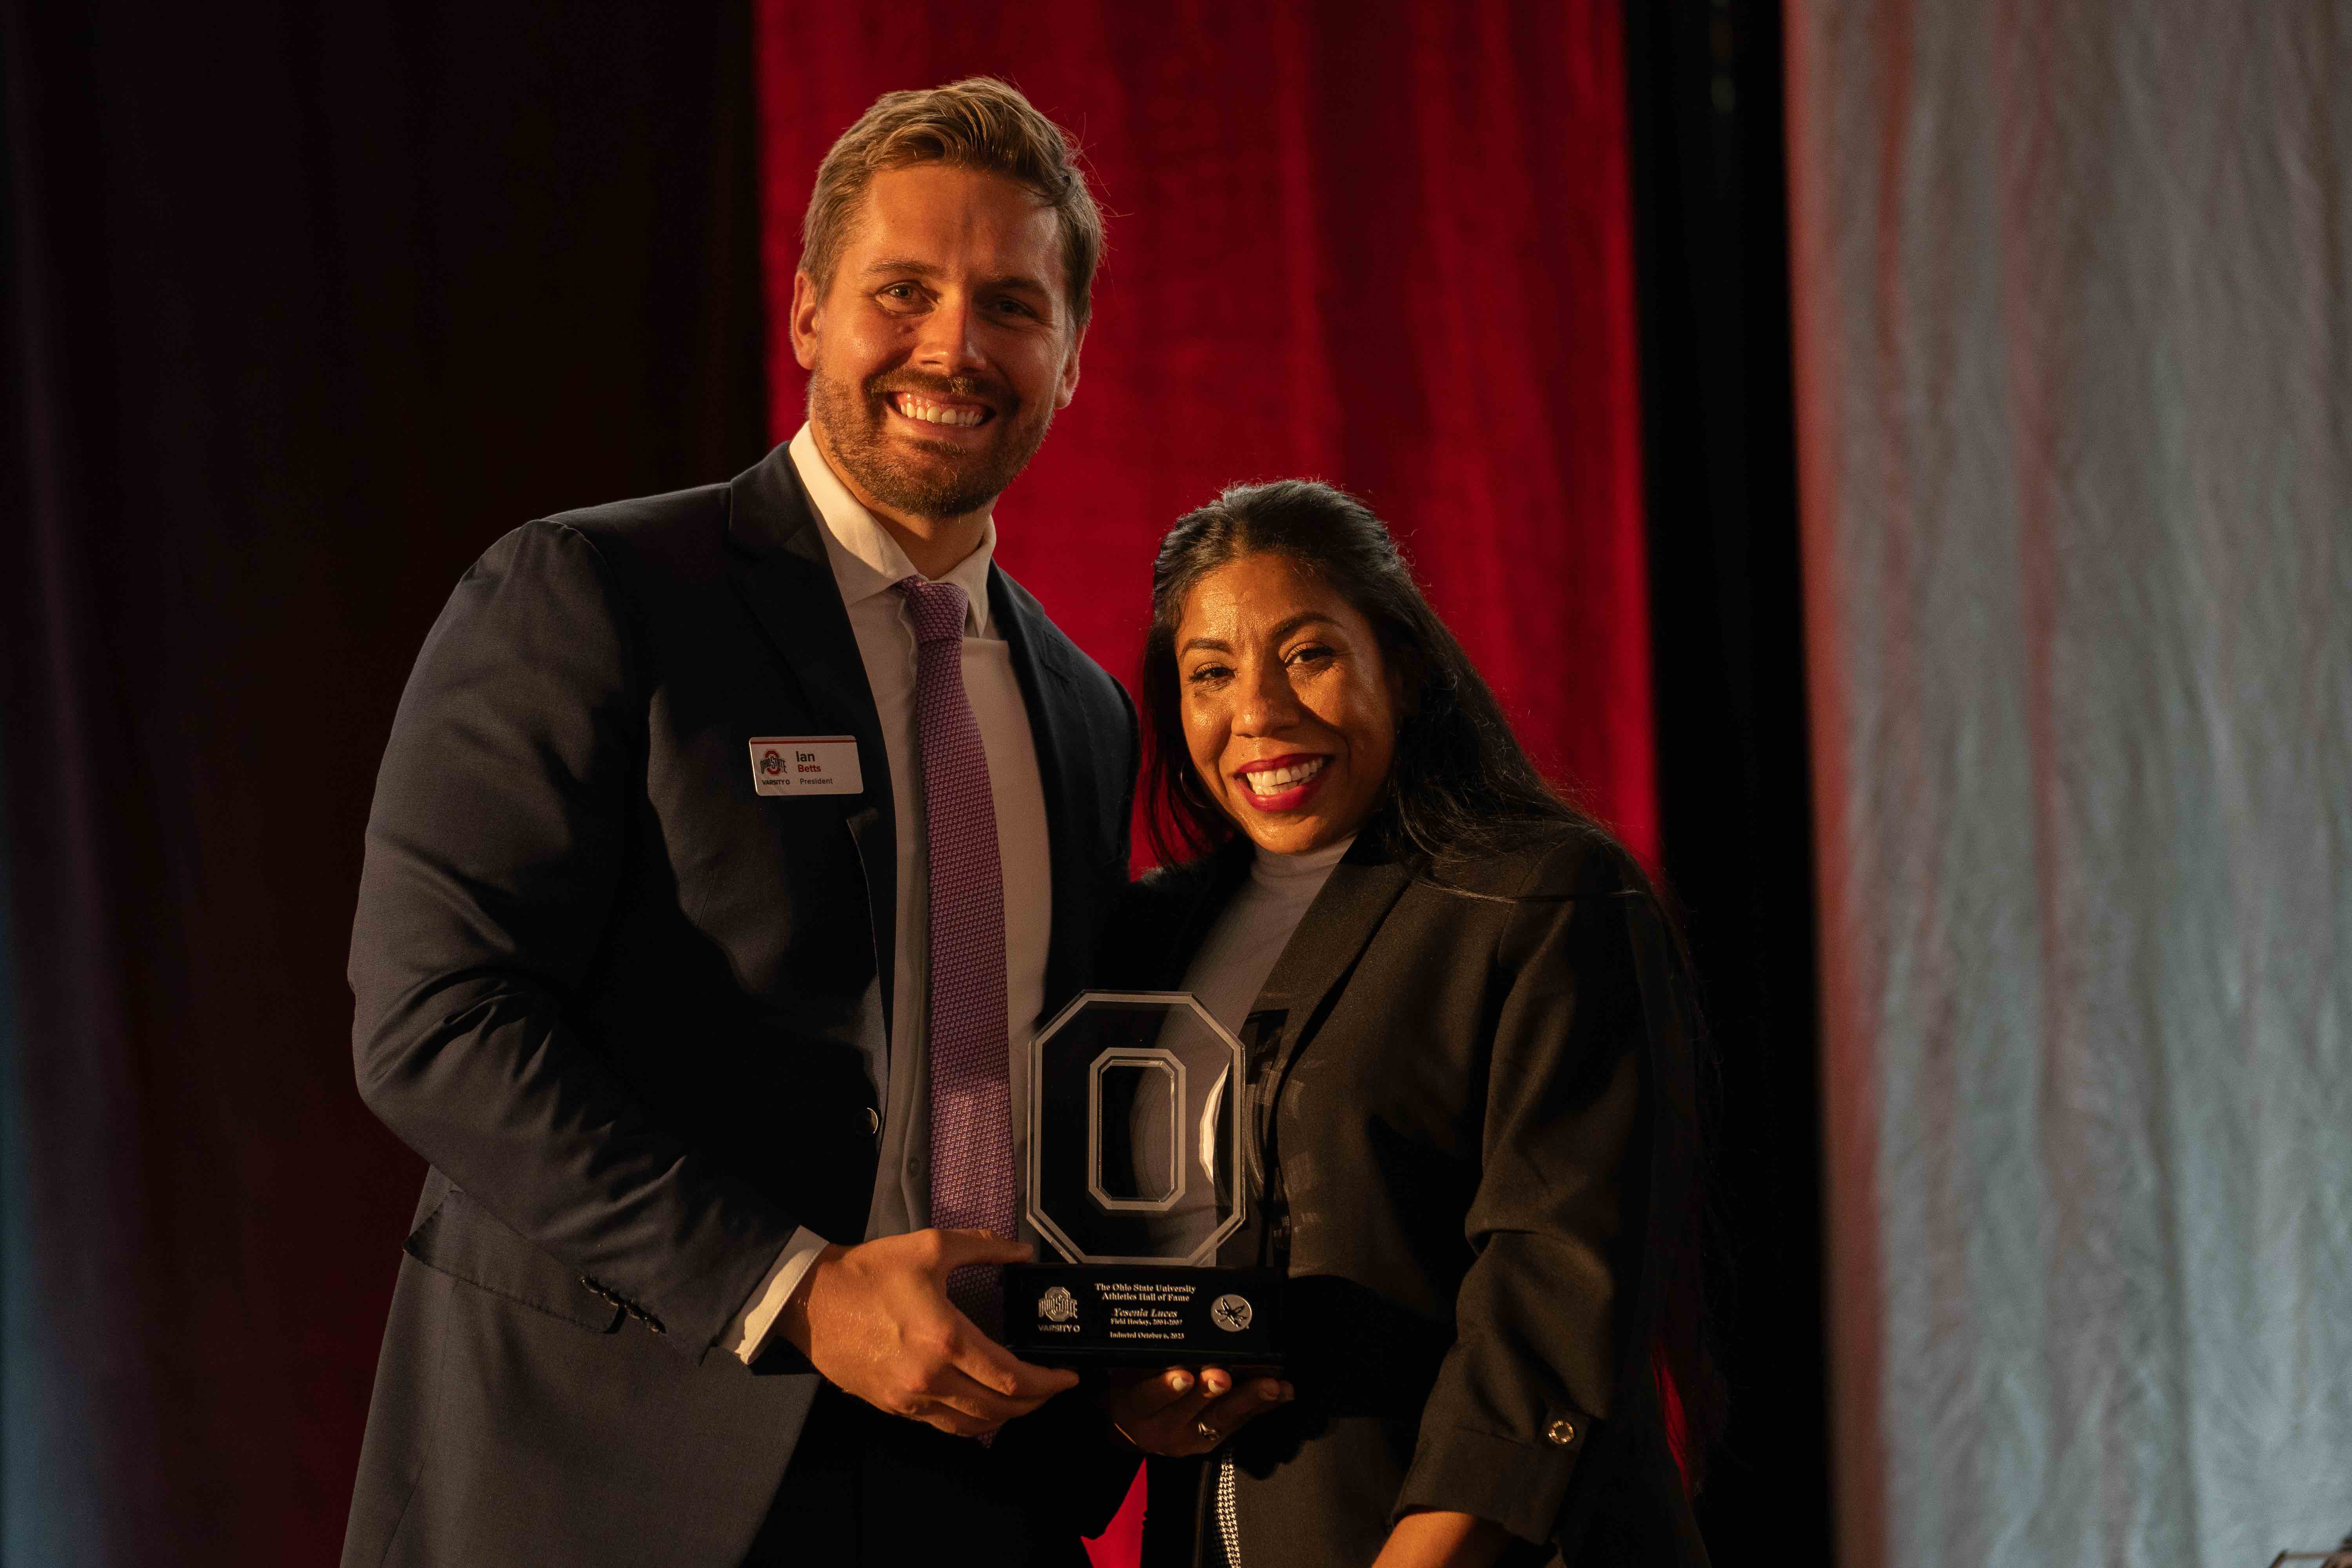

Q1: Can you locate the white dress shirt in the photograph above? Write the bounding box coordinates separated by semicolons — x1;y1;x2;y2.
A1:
724;425;1053;1360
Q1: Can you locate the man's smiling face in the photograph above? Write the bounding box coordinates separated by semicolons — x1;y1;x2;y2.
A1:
791;162;1084;527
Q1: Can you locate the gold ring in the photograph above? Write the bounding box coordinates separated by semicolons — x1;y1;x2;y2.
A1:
1195;1420;1219;1445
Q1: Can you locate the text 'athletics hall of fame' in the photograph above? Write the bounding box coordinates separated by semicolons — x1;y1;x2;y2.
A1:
1003;991;1283;1367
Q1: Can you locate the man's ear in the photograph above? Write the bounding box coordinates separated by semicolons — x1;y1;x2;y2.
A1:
789;270;822;372
1054;320;1086;410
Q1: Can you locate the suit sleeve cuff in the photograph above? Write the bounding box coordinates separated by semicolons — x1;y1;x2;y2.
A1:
722;1227;831;1363
1392;1416;1594;1545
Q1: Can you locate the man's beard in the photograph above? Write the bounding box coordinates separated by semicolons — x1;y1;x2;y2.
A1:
808;365;1054;522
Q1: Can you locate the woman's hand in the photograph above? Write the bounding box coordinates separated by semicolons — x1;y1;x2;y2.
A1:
1100;1365;1293;1457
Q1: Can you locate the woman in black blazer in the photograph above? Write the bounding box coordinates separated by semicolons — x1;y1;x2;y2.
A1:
1097;482;1719;1567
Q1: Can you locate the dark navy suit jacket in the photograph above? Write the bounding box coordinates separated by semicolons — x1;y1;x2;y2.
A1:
341;443;1137;1566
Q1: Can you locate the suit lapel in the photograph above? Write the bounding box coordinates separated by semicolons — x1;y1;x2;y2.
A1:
1240;838;1412;1243
723;446;898;1041
990;566;1090;1019
1252;842;1414;1075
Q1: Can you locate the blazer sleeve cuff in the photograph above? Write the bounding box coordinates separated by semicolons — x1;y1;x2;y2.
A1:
1391;1412;1596;1545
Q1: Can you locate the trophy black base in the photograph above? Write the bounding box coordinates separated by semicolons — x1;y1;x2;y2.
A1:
1003;1264;1283;1367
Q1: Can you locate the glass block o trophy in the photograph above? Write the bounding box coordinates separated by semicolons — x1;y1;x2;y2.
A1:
1004;991;1283;1366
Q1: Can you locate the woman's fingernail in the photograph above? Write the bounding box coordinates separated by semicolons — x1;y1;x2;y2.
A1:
1169;1372;1192;1392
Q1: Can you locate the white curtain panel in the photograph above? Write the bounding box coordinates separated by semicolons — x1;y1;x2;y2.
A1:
1785;4;2352;1566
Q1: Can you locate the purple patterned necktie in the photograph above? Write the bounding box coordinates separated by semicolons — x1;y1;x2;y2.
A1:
894;576;1014;1339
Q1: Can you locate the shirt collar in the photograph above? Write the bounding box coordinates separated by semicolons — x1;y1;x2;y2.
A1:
788;423;995;638
1249;833;1357;892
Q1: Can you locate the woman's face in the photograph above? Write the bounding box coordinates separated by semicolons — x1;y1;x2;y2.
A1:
1174;552;1400;857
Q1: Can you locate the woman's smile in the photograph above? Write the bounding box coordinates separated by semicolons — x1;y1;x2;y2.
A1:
1234;752;1332;809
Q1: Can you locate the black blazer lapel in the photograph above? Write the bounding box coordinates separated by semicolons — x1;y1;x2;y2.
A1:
723;445;898;1040
1252;839;1414;1075
990;565;1094;1023
1236;837;1411;1260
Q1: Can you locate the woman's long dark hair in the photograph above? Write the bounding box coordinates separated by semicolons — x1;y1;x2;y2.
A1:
1142;479;1600;868
1139;478;1727;1484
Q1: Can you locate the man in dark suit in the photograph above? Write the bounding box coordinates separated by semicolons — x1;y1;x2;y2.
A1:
341;79;1138;1567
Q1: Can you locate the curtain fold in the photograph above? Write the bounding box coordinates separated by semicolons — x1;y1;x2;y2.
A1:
0;4;768;1561
755;10;1654;1562
1788;5;2352;1564
755;0;1658;862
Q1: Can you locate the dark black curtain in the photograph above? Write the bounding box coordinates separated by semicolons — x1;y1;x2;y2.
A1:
0;4;764;1558
1626;0;1834;1558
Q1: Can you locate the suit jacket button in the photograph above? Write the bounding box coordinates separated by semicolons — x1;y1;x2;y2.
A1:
864;1107;881;1138
1545;1417;1577;1447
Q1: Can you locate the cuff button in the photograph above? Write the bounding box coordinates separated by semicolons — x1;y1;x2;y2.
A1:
1545;1417;1577;1447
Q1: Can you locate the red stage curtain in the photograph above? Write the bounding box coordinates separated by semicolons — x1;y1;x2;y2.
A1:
755;0;1657;871
755;6;1653;1560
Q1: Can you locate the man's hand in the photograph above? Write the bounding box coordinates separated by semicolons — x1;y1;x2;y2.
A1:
1102;1365;1292;1457
777;1229;1079;1437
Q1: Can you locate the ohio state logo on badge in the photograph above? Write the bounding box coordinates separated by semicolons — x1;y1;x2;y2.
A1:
746;735;862;797
1039;1286;1078;1323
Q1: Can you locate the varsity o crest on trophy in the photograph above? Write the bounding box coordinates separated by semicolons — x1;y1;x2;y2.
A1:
1003;991;1282;1366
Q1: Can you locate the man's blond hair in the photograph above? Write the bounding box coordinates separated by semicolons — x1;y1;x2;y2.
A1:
801;78;1103;331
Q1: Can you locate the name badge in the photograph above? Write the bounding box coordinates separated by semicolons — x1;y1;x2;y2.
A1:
748;735;863;797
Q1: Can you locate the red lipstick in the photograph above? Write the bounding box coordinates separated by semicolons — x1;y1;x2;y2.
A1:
1232;752;1332;814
